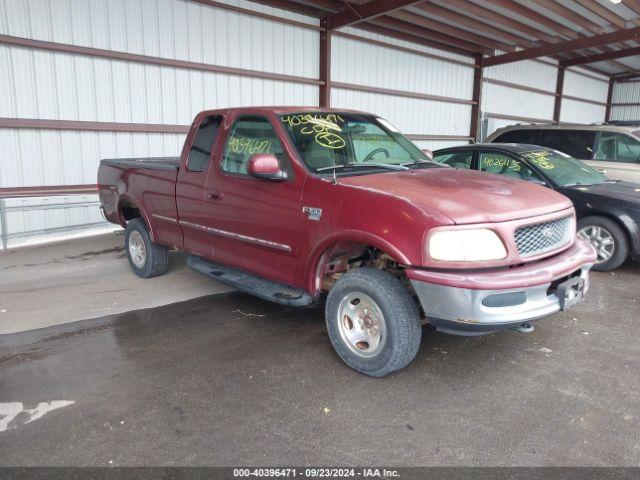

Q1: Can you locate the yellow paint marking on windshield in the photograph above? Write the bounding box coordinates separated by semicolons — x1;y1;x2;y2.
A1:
521;151;555;170
315;132;345;149
282;113;346;150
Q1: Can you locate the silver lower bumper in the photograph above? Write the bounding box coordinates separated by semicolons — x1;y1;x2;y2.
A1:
411;265;592;336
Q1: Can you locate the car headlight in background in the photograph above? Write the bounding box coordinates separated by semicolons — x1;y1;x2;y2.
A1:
428;228;507;262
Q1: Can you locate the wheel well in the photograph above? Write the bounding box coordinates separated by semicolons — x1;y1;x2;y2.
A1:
119;201;142;223
316;243;408;294
580;213;632;247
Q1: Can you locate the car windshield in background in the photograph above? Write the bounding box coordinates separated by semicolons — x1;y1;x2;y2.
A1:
521;149;608;187
279;113;429;175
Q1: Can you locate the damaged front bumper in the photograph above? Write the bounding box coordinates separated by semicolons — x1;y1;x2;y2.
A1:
405;239;597;336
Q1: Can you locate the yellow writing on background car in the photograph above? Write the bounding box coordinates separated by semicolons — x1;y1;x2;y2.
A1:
522;151;555;169
482;157;521;171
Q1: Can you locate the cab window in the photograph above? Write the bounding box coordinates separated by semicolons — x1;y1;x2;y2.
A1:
479;151;544;182
187;115;222;172
595;132;640;164
221;116;285;176
433;150;473;168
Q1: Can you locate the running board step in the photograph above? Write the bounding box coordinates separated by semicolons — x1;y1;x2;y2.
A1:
187;255;314;307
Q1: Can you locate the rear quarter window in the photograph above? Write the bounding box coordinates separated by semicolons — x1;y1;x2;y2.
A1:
187;115;223;172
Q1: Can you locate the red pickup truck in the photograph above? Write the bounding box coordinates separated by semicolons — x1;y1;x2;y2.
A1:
99;107;596;377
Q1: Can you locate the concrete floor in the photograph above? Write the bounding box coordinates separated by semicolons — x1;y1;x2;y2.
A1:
0;233;231;334
0;234;639;466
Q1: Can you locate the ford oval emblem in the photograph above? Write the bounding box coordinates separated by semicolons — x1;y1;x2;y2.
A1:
542;227;555;239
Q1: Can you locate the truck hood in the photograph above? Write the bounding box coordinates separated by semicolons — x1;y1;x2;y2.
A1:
339;168;572;224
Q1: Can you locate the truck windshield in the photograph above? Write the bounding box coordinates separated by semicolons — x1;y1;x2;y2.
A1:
279;113;428;174
521;149;609;187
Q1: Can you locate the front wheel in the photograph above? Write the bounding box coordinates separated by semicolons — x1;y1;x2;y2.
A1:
325;268;422;377
577;216;628;272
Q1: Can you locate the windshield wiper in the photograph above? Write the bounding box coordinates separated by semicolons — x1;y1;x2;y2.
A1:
400;159;446;169
316;162;409;172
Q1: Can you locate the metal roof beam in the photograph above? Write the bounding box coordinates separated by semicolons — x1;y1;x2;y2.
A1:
483;0;579;39
412;2;538;48
484;26;640;66
390;10;517;52
534;0;603;35
613;71;640;82
327;0;425;30
367;16;492;54
561;46;640;67
570;0;628;29
353;22;476;57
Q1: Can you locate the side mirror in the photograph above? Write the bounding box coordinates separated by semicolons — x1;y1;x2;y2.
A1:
247;154;287;181
422;149;433;160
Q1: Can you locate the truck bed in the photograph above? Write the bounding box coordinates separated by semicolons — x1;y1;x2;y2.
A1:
100;157;180;171
98;155;183;248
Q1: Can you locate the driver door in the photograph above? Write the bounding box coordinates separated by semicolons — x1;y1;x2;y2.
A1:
205;114;302;285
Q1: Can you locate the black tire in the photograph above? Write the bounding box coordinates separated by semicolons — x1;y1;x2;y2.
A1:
325;268;422;377
577;215;629;272
124;217;169;278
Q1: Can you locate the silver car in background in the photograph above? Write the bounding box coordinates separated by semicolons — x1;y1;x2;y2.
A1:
486;123;640;183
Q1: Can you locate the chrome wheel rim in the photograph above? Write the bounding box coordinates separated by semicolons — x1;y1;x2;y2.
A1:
578;225;615;263
128;231;147;268
336;292;386;358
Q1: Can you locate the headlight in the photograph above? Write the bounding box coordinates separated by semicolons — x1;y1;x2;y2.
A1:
428;228;507;262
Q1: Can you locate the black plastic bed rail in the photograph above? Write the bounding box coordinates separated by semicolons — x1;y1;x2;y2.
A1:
100;157;180;171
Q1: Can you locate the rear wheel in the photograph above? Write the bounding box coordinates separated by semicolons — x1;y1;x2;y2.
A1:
125;218;168;278
577;216;628;272
325;268;422;377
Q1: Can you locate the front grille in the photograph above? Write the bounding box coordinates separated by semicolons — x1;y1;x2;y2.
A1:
514;216;572;258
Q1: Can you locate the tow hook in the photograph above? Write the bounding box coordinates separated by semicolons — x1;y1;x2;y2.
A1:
512;323;534;333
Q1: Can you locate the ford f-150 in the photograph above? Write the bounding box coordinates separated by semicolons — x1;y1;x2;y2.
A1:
98;107;597;377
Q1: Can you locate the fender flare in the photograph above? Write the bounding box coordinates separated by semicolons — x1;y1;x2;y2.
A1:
117;194;156;242
304;230;413;294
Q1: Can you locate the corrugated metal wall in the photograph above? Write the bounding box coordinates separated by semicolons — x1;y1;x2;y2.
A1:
560;69;608;124
331;27;475;151
0;0;319;187
611;81;640;121
0;0;319;248
0;0;613;249
482;60;609;138
483;58;558;125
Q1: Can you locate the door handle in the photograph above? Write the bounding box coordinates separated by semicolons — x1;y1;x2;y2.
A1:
206;189;223;200
597;168;607;174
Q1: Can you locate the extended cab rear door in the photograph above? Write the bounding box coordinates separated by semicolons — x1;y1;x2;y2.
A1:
176;113;224;257
204;112;302;286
